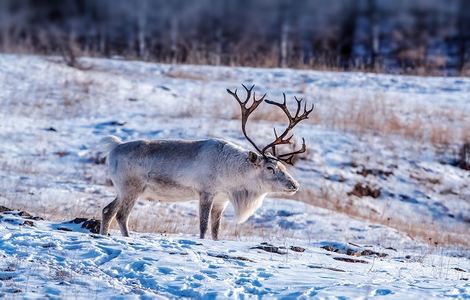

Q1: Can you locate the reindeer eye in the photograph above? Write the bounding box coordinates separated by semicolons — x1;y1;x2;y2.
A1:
267;166;275;174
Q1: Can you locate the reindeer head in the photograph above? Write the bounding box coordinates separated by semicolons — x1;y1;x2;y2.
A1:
245;150;300;194
227;84;313;194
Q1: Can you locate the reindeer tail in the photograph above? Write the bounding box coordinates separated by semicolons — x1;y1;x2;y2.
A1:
99;135;122;157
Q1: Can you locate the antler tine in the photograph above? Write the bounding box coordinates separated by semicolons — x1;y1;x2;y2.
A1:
305;102;314;115
267;127;293;156
277;137;306;158
272;128;278;156
227;84;266;153
226;88;241;104
294;96;302;117
276;138;307;165
241;84;254;103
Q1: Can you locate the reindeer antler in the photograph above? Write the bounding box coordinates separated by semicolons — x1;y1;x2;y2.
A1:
226;84;267;153
261;94;314;165
227;85;313;165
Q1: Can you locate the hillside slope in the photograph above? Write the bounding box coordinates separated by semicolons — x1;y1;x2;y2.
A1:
0;54;469;298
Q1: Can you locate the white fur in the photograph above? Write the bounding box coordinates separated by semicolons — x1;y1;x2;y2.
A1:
230;191;267;223
99;135;122;155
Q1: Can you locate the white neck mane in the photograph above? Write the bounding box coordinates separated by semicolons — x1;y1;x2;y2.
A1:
229;189;267;223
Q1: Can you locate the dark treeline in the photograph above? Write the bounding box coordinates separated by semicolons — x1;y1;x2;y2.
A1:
0;0;468;75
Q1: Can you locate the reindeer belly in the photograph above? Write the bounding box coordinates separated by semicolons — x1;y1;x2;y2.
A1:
142;172;197;202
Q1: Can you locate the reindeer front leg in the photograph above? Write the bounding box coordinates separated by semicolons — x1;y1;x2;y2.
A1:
211;201;228;241
199;192;214;239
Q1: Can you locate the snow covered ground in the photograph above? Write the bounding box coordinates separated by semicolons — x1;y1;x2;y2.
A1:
0;54;469;298
1;208;469;298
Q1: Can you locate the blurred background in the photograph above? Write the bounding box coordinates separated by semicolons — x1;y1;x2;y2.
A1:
0;0;469;75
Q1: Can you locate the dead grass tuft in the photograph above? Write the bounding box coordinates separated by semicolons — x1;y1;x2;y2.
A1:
164;69;207;81
347;183;381;198
430;125;454;146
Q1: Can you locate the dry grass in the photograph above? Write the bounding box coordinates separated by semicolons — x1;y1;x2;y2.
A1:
163;69;208;81
4;70;98;119
430;125;454;147
294;188;470;248
61;77;94;113
127;201;297;241
340;96;468;147
220;90;468;148
462;124;470;144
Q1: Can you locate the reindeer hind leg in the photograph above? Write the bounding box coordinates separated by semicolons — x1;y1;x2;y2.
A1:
100;197;120;235
115;194;138;237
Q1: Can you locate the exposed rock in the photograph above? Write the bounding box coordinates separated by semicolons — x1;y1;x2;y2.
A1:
21;220;34;227
57;227;73;232
68;218;101;234
308;265;346;272
16;210;33;218
321;243;387;258
454;267;467;272
207;252;256;263
290;246;305;252
0;206;12;213
250;243;306;254
0;207;43;220
333;257;368;264
251;242;287;255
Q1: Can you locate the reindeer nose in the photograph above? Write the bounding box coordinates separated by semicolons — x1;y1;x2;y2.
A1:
290;181;300;192
293;183;300;191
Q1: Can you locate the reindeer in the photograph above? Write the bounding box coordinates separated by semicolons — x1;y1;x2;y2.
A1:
99;84;313;240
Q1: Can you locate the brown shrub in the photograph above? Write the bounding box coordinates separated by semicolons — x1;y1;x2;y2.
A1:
347;183;381;198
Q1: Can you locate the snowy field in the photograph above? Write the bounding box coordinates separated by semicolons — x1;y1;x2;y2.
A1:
0;54;469;298
0;209;468;298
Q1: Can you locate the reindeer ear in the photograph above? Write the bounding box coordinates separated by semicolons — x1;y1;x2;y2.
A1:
264;151;273;157
248;151;259;164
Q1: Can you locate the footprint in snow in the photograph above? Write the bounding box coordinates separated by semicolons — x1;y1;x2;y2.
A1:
201;269;218;279
95;245;122;265
129;261;150;272
257;270;273;279
177;239;203;249
235;269;266;291
157;266;174;275
192;273;205;281
63;240;89;250
372;289;393;296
